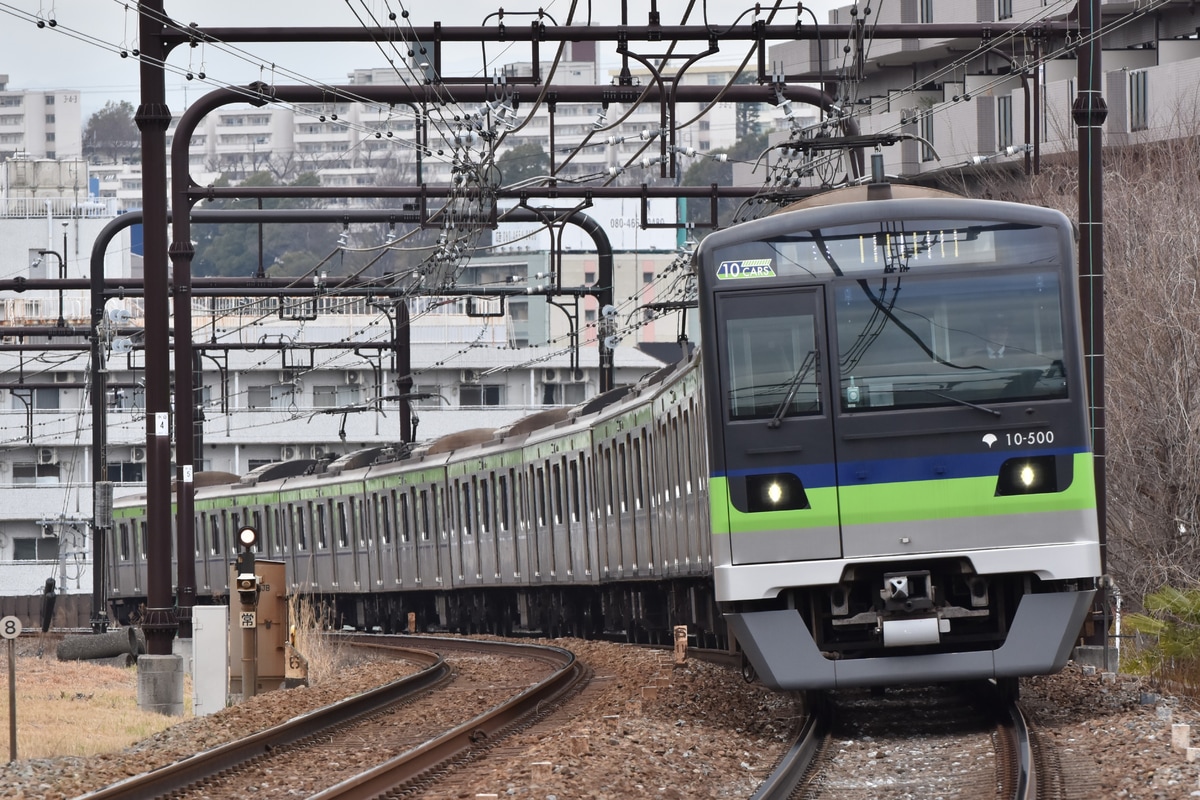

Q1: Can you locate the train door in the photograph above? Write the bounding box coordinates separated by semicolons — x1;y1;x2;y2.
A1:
713;287;841;564
496;469;520;584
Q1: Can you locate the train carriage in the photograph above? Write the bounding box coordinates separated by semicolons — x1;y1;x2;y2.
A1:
696;182;1101;690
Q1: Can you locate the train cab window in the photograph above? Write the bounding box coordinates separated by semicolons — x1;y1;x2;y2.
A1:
836;272;1068;411
720;292;821;422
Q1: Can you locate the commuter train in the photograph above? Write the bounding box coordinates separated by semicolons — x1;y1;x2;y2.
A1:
109;356;718;645
108;180;1101;690
699;183;1100;690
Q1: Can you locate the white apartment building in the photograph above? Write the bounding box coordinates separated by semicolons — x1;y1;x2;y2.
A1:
0;74;83;163
765;1;1200;184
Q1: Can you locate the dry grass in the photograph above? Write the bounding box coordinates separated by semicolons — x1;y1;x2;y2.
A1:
0;643;188;760
0;595;345;761
287;593;345;685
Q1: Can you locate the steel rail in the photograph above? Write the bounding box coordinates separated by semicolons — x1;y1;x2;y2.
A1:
307;635;583;799
748;692;828;800
75;643;447;800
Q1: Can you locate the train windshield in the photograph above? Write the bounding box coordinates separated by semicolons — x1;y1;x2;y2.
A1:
758;219;1061;277
836;270;1068;412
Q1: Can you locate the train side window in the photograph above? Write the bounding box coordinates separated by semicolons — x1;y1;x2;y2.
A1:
192;515;202;557
632;435;645;510
380;493;393;545
461;480;473;537
418;489;430;541
118;522;130;561
399;491;412;543
478;477;490;535
552;461;564;525
293;505;308;552
138;521;148;559
336;501;349;548
617;441;629;514
497;473;510;533
535;466;548;526
272;508;285;553
569;458;581;523
315;503;328;549
210;513;222;556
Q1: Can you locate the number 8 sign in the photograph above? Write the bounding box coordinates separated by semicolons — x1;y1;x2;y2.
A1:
0;616;20;639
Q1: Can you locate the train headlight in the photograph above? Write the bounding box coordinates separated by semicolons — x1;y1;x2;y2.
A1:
995;455;1060;496
746;472;809;512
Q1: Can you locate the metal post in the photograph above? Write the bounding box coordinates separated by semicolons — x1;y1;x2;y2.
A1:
1073;0;1108;646
135;0;179;655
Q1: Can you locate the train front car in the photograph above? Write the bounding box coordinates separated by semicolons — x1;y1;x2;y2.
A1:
696;187;1101;690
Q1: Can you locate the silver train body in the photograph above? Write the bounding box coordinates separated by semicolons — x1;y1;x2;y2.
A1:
109;356;720;644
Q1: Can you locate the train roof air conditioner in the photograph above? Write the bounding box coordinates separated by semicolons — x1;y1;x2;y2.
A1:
38;447;58;465
280;445;300;461
130;446;146;463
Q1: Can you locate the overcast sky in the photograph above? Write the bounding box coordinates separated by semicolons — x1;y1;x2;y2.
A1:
0;0;841;118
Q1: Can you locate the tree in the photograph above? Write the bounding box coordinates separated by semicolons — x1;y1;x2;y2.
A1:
192;172;341;279
83;101;138;163
680;131;769;233
496;142;551;188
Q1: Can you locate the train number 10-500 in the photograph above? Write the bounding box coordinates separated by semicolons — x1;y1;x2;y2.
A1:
1006;431;1054;446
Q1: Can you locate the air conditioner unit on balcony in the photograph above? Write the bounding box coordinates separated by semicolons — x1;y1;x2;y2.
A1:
280;445;300;461
345;371;361;385
280;369;301;384
569;368;585;382
311;445;327;459
543;368;560;383
130;446;147;463
38;447;58;465
54;371;74;384
461;369;480;383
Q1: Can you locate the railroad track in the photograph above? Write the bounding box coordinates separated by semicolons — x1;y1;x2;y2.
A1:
76;635;582;800
752;681;1058;799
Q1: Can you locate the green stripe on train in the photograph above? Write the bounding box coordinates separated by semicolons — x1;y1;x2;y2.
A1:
710;453;1096;535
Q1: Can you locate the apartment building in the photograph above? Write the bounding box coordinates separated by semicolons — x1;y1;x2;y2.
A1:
0;74;83;163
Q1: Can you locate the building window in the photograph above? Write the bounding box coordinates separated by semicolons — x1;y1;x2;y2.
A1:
460;385;505;406
998;0;1012;20
13;462;60;485
313;385;360;407
44;95;54;105
584;271;596;285
106;462;145;482
1130;70;1149;132
13;536;58;561
542;382;587;405
921;0;935;23
997;95;1013;150
413;384;443;408
45;114;54;124
12;388;59;410
643;270;654;284
920;115;935;162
